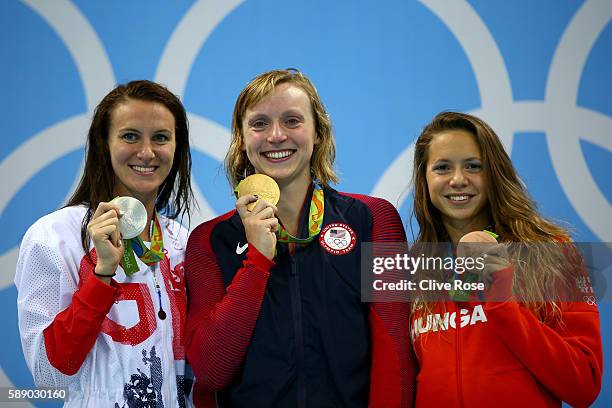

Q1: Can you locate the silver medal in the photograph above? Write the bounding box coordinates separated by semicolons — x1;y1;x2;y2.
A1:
111;196;148;239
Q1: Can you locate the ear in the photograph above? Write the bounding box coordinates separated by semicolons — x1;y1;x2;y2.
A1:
314;133;321;145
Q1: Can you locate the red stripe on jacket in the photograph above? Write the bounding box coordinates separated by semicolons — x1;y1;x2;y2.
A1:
340;193;416;407
185;210;274;405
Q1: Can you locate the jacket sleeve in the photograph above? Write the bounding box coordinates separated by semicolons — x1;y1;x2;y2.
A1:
485;270;602;407
15;238;117;385
185;217;273;391
345;195;416;408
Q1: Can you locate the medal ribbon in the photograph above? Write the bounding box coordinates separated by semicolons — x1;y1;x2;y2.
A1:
277;183;324;244
120;214;164;276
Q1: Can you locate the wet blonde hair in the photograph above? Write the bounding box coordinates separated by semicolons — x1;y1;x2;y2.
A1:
225;68;338;189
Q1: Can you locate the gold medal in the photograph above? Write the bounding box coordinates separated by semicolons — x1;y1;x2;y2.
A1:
236;174;280;211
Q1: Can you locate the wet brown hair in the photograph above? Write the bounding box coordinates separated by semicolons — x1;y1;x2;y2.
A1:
66;80;193;252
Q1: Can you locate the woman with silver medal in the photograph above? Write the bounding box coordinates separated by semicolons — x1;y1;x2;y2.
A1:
15;80;195;407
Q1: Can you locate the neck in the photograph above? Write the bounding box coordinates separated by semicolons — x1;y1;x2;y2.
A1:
141;201;156;241
277;176;312;236
443;215;490;246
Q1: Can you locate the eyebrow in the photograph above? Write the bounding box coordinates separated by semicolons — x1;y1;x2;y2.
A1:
118;127;141;133
282;110;305;117
118;127;173;134
435;156;481;160
247;109;306;118
431;156;481;164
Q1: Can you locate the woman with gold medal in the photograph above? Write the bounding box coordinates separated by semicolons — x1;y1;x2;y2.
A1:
185;69;415;407
16;80;195;407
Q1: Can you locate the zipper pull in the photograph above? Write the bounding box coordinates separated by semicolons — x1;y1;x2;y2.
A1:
290;257;297;276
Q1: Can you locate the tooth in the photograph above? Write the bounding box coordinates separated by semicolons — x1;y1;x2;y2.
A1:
449;195;469;201
267;151;291;159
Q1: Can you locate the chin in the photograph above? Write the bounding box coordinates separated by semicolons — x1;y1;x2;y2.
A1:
260;170;291;182
130;186;159;198
444;210;476;221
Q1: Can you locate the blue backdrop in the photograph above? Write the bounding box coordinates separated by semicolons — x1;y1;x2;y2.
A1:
1;1;610;406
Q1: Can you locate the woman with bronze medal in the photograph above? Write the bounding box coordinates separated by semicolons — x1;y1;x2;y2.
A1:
16;80;195;407
185;69;415;407
409;112;602;406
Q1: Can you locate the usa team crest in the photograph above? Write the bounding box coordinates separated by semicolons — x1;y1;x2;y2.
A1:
320;223;356;255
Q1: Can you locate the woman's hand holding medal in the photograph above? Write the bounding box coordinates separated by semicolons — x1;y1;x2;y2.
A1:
236;174;281;261
87;202;125;279
457;231;513;301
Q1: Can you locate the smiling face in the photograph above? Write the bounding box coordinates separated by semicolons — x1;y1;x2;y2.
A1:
425;130;490;233
107;99;176;207
241;83;319;189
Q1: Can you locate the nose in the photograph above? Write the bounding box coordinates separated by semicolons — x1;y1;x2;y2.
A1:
137;140;155;161
267;121;287;144
449;169;468;188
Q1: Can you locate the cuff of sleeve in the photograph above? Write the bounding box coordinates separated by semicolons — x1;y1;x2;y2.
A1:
484;264;515;306
245;245;275;271
78;275;118;313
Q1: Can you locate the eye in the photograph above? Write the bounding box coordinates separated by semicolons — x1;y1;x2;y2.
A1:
152;133;171;143
432;163;450;173
465;162;482;172
121;132;138;143
285;117;301;128
250;119;268;130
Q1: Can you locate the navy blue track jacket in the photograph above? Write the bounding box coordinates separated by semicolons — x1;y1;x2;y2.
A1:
185;187;415;407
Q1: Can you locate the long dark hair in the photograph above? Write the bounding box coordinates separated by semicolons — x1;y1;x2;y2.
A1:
66;80;193;253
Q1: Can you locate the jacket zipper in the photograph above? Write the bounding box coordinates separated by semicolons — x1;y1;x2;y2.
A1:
289;255;306;408
455;302;464;408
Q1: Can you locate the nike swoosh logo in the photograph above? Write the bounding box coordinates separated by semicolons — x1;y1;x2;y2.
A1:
236;242;248;255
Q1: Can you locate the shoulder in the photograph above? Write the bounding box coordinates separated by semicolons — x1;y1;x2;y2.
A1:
337;191;396;212
334;190;400;221
16;206;87;283
332;190;406;241
22;206;87;248
188;209;238;246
